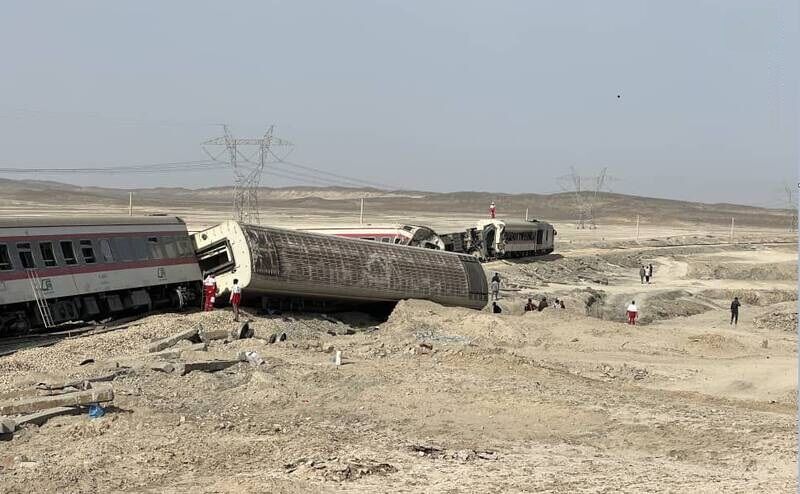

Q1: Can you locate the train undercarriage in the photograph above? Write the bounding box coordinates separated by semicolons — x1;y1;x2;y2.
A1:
0;282;200;337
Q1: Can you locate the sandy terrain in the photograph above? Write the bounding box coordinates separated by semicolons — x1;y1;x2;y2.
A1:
0;196;796;493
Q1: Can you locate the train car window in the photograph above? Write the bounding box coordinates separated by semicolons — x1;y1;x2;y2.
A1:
39;242;58;267
536;230;544;244
99;239;114;262
16;242;35;269
381;237;392;243
147;237;163;259
79;240;96;264
60;241;77;265
176;237;192;257
163;236;179;258
394;238;402;244
362;237;375;241
113;237;133;261
131;238;149;260
0;244;13;271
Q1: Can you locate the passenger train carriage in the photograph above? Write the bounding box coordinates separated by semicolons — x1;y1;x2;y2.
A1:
194;221;487;311
441;219;556;260
0;216;201;335
300;224;445;250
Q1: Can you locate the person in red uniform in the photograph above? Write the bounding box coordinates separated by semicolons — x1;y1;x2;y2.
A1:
203;274;217;311
489;201;496;219
626;300;638;325
230;278;242;322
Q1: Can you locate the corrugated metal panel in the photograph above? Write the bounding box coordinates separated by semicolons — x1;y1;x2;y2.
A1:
241;223;482;304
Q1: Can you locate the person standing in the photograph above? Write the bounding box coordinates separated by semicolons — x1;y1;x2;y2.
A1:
489;201;497;219
203;274;217;312
645;265;651;284
648;264;654;283
730;296;741;325
230;278;242;322
626;300;638;325
639;265;646;284
492;302;502;314
490;277;501;301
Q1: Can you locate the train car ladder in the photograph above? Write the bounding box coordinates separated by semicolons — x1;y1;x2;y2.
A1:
26;269;55;329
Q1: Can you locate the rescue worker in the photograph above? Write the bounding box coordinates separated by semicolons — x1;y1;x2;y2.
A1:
626;300;638;325
202;273;217;312
230;278;242;322
524;298;537;312
639;265;646;284
489;201;496;219
490;277;501;301
492;302;502;314
730;296;741;326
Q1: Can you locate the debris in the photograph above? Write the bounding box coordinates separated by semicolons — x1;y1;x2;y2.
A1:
238;351;265;366
88;404;105;419
148;326;201;353
15;406;80;427
0;418;14;434
171;359;241;376
78;358;95;366
199;328;230;343
230;321;254;340
149;342;208;360
408;444;498;461
0;384;114;416
36;370;126;391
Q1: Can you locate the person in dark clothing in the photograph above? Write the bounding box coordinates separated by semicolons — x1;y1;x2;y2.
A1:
492;302;502;314
491;272;501;284
559;300;565;309
730;297;741;325
537;297;548;312
524;298;537;312
648;264;654;283
639;265;646;284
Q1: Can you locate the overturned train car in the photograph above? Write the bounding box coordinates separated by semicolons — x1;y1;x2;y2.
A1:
193;221;487;311
441;219;556;261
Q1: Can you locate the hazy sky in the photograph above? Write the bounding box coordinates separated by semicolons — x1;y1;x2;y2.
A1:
0;1;797;206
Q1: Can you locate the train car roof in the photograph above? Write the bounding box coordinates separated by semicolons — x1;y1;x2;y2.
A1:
0;215;186;228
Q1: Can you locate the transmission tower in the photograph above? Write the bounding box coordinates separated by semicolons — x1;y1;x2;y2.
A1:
784;182;798;232
202;125;292;224
558;166;615;229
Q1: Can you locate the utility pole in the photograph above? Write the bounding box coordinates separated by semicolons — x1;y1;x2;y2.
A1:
635;214;640;241
729;217;735;243
128;192;133;216
202;125;293;224
359;198;365;224
525;208;529;221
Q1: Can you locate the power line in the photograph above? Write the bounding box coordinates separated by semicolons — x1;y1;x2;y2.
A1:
0;160;222;174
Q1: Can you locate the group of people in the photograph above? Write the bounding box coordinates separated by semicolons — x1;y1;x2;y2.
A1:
202;274;242;322
638;264;655;284
625;296;742;326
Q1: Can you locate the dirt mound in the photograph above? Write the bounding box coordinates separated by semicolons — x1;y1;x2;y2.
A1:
697;289;797;306
687;261;797;281
754;304;798;332
585;289;712;325
687;333;746;352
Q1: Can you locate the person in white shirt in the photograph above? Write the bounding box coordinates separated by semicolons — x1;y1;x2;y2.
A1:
230;278;242;322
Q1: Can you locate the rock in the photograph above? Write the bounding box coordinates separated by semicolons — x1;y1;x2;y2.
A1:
15;406;80;427
172;359;241;376
149;342;208;360
230;321;254;340
0;418;15;434
199;328;230;343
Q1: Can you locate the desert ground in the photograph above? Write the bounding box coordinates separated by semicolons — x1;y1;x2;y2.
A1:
0;182;797;493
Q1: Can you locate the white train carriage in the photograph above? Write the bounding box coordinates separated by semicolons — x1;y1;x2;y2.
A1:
301;224;445;250
441;219;556;260
0;216;201;334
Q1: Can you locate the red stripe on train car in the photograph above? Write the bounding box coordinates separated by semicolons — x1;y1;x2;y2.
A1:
0;257;198;282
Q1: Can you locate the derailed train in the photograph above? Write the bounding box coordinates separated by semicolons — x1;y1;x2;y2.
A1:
0;216;487;335
193;221;487;311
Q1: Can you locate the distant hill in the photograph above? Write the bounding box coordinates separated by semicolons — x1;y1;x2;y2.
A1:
0;178;793;228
